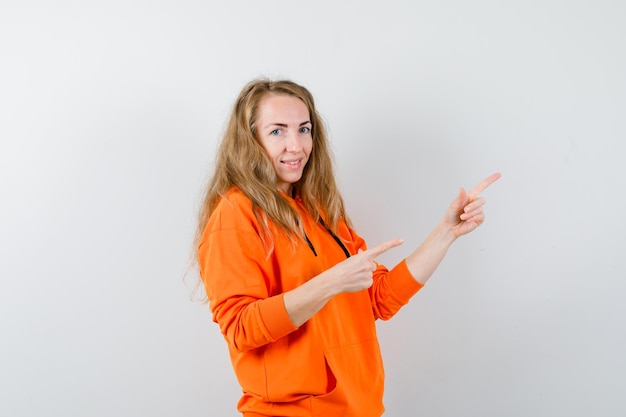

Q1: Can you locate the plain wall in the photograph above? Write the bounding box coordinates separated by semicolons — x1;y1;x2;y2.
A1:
1;1;624;416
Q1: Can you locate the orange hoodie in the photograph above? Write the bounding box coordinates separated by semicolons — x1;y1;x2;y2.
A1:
198;188;423;417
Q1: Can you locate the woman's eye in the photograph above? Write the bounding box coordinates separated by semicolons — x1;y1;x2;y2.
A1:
299;127;311;134
270;129;282;136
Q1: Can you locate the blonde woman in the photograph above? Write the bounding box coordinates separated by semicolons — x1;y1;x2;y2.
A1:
195;79;500;417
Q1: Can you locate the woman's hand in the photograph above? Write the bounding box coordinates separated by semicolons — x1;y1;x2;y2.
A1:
444;173;501;238
283;239;403;327
329;239;404;293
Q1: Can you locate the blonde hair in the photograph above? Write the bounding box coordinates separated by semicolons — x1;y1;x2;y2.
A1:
195;78;349;257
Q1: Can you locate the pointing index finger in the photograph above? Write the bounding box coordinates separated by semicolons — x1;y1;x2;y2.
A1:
364;238;404;259
468;172;501;200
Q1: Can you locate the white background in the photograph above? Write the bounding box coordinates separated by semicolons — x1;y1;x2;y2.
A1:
1;1;625;416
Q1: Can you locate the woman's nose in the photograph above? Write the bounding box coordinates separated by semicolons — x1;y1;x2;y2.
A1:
285;132;303;152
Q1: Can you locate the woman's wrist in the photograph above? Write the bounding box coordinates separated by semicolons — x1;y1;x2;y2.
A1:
432;219;457;250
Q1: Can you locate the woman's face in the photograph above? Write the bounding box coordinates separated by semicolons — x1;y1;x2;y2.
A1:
255;94;313;194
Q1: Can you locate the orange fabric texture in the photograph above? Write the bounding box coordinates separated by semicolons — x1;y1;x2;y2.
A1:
198;188;423;417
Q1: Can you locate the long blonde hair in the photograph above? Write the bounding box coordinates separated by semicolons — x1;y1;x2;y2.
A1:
195;79;349;256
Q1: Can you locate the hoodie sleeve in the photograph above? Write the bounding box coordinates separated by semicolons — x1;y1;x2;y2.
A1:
198;198;298;352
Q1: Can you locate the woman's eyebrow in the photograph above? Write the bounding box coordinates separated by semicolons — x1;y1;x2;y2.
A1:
264;121;311;129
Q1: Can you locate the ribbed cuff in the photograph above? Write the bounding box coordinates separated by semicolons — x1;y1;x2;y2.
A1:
257;293;299;341
389;259;424;304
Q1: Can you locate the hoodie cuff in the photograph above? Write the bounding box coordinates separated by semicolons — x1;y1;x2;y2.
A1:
389;259;424;303
258;293;299;340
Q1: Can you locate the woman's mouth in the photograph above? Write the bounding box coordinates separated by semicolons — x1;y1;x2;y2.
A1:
281;159;302;169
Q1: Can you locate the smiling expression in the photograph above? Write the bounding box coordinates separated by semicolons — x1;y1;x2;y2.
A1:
255;94;313;194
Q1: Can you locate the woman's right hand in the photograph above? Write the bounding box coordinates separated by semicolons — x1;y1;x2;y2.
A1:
284;238;403;327
328;238;404;293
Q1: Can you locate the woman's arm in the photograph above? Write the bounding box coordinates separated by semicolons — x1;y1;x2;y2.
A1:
285;173;501;326
283;239;404;327
405;173;501;284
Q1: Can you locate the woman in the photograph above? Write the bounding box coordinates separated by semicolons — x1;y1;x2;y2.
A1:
195;79;500;417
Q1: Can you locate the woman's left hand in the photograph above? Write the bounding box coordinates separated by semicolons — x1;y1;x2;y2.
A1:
444;173;501;238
